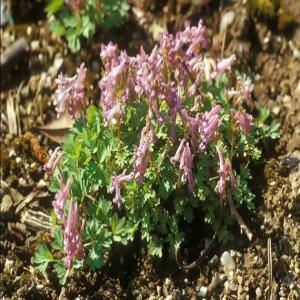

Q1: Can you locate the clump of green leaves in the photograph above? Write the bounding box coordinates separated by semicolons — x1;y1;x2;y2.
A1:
46;0;130;52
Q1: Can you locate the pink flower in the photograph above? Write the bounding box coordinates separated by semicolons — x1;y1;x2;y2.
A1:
198;105;222;150
109;172;134;209
52;177;72;221
171;139;195;192
215;147;237;196
231;109;253;134
43;147;62;175
54;63;87;119
211;54;236;79
133;121;154;183
64;199;85;269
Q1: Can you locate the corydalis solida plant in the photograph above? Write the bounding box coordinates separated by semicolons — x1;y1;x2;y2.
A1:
35;19;279;283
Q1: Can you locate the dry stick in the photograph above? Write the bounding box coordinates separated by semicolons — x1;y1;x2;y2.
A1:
175;201;224;270
267;238;273;299
227;194;253;241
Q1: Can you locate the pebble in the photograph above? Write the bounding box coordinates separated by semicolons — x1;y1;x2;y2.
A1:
18;178;27;187
165;277;171;287
16;157;22;164
208;255;219;268
220;251;236;272
165;295;173;300
26;26;32;36
4;259;13;273
0;194;13;214
198;286;208;298
272;106;280;115
255;287;262;298
37;178;46;187
156;285;162;296
30;40;40;51
48;57;64;78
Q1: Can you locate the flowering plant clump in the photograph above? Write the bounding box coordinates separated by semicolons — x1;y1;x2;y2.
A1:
46;0;130;52
34;20;279;284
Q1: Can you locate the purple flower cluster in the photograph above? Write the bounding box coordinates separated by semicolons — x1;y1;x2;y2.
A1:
64;199;85;268
215;147;237;197
44;147;62;175
54;63;87;119
133;120;155;183
97;19;249;201
109;171;134;209
231;109;253;134
52;177;72;221
170;139;195;192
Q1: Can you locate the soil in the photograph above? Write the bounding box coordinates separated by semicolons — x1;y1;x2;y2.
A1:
0;1;299;299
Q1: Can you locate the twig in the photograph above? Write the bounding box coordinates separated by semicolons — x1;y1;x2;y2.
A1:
227;194;253;241
267;238;273;299
0;37;28;68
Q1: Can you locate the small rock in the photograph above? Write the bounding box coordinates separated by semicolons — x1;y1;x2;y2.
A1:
272;106;280;116
27;26;32;36
4;259;13;273
256;287;262;298
149;296;156;300
16;157;22;164
156;285;162;296
165;277;171;287
208;255;219;268
36;284;44;290
165;295;173;300
184;278;188;284
30;40;40;51
18;178;27;187
198;286;208;298
0;194;13;214
48;57;64;78
220;251;236;273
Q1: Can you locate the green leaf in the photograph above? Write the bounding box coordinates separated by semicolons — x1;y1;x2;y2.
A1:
52;227;64;250
148;237;163;257
33;244;54;273
45;0;64;15
49;19;66;36
87;243;105;269
54;262;69;285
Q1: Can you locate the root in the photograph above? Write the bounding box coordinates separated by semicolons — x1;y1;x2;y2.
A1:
227;194;253;241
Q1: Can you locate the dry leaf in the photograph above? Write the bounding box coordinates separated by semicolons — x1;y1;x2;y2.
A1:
37;112;74;143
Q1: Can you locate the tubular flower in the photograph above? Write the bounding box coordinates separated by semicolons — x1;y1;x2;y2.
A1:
231;109;253;134
52;177;72;221
211;54;236;79
215;147;237;197
198;105;222;150
109;172;134;209
64;199;85;269
43;147;62;175
54;63;87;119
171;139;195;192
133;121;155;183
99;44;135;124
